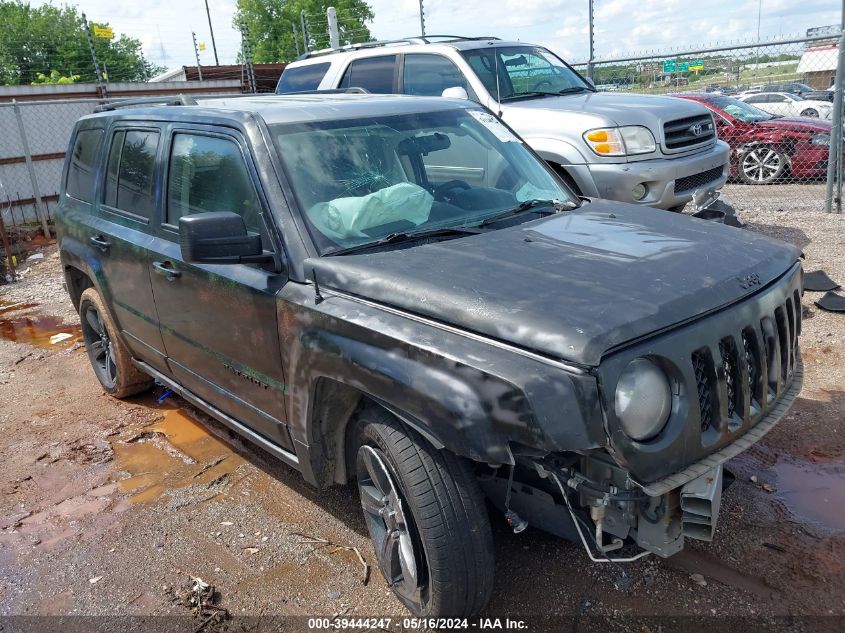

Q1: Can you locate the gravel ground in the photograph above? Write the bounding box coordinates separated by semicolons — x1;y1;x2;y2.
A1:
1;207;844;632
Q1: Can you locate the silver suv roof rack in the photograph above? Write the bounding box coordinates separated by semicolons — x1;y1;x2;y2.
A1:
94;94;199;112
297;35;501;61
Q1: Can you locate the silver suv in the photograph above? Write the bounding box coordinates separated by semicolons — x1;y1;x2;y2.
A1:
277;36;730;210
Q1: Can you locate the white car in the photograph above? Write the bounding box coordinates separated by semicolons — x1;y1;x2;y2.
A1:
738;91;832;119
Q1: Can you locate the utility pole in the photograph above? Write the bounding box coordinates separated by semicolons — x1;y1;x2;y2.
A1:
301;10;310;53
587;0;595;80
327;7;340;50
293;23;301;57
192;31;203;80
204;0;220;65
419;0;426;37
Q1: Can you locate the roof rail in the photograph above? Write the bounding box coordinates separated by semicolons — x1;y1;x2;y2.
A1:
94;94;198;112
296;35;501;60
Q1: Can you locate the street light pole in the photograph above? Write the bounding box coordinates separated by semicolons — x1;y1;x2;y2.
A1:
205;0;220;66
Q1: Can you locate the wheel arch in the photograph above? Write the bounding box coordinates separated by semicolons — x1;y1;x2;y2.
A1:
305;377;447;488
64;264;95;311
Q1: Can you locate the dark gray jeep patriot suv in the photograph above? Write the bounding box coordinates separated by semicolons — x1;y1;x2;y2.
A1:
56;93;803;617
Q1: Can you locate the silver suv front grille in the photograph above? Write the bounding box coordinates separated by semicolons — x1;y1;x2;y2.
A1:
663;114;716;152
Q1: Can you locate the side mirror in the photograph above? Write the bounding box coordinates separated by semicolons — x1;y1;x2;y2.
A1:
441;86;469;100
179;212;272;264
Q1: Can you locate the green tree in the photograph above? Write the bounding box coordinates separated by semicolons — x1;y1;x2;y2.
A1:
0;1;165;85
235;0;374;63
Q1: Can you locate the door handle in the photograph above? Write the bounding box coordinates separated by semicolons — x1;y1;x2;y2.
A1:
152;261;182;280
89;235;111;251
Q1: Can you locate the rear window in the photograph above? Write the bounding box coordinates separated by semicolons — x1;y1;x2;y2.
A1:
338;55;397;94
276;62;331;93
65;128;104;203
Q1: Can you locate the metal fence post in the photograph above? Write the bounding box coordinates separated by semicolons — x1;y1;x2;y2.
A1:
12;100;51;238
82;12;107;98
587;0;595;80
825;30;845;213
327;7;340;50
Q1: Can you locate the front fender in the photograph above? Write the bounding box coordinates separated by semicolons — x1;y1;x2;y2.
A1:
278;285;606;486
522;136;592;168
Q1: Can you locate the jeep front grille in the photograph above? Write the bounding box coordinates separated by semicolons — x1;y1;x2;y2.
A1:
691;349;715;431
691;293;800;433
663;114;716;151
674;166;724;195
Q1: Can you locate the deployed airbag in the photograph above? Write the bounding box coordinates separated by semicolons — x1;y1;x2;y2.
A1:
307;182;433;241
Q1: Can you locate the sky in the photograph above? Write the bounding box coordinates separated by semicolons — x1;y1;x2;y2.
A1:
33;0;844;71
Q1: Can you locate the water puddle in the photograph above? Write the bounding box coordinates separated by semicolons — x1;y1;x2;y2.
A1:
0;300;81;348
113;406;246;504
773;459;845;533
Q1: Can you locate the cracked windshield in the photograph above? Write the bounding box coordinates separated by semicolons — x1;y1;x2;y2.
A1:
272;107;575;254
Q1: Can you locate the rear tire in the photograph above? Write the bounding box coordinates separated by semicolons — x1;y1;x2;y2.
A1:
78;288;153;398
354;406;494;617
800;108;819;117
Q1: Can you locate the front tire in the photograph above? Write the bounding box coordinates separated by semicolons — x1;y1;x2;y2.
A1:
354;407;494;616
800;108;819;117
78;288;153;398
739;146;786;184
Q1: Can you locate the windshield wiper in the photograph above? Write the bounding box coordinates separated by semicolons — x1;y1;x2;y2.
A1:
501;91;559;102
558;86;593;94
326;226;483;256
477;198;576;227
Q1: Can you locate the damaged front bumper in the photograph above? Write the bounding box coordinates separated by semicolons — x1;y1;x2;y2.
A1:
483;354;803;561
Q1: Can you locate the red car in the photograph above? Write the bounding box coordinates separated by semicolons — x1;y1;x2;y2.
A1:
675;93;833;184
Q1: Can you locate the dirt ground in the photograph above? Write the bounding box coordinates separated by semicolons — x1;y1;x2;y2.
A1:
1;207;844;632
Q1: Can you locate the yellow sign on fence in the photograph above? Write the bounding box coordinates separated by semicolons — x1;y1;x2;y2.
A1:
92;25;114;39
198;42;207;51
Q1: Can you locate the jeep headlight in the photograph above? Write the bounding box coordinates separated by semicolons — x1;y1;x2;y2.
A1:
811;133;831;146
584;126;656;156
614;358;672;441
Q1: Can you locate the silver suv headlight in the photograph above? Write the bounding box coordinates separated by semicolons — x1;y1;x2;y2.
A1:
583;126;657;156
614;358;672;441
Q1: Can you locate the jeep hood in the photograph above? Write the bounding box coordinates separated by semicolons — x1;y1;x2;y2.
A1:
308;201;800;366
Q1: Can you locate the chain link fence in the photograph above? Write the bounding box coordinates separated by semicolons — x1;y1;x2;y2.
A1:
572;33;845;215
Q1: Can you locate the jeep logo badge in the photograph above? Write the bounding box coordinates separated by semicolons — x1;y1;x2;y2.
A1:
738;272;761;290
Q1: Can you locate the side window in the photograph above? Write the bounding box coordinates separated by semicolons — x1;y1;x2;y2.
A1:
276;62;331;93
770;95;785;102
167;134;263;235
745;95;764;104
65;128;104;203
103;129;159;218
403;54;468;96
338;55;397;93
